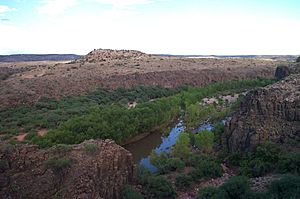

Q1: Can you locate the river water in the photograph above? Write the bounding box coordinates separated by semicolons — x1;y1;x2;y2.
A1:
125;120;219;172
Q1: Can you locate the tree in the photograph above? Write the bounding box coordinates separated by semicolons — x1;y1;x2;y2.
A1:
172;133;191;160
194;130;214;154
296;56;300;63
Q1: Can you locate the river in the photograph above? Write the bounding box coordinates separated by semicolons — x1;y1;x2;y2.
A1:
125;119;221;172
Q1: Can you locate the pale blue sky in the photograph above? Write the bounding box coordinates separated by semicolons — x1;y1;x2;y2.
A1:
0;0;300;55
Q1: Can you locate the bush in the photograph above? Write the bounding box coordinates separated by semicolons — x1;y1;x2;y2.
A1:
84;143;100;155
150;151;185;174
162;158;185;173
175;174;193;189
197;187;218;199
25;131;37;140
267;175;300;199
189;159;222;181
217;176;251;199
296;56;300;63
255;141;280;163
137;166;152;185
0;73;12;80
240;158;272;177
278;152;300;174
121;185;144;199
239;142;280;177
45;158;71;174
194;130;214;154
187;154;215;167
145;176;176;199
172;133;191;160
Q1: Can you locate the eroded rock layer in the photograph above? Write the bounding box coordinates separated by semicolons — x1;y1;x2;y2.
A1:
224;73;300;153
0;139;134;199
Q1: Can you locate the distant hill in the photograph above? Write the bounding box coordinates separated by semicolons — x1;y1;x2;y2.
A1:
155;54;298;62
0;54;82;62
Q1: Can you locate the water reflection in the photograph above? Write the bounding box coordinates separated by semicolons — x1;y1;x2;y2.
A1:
125;120;223;172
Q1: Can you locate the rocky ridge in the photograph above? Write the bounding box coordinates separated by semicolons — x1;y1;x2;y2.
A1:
0;139;134;199
77;49;149;63
224;67;300;153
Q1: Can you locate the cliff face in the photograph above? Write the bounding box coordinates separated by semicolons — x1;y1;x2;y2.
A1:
0;139;134;199
224;73;300;153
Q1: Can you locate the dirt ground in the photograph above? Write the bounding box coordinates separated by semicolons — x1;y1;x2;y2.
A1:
0;53;280;107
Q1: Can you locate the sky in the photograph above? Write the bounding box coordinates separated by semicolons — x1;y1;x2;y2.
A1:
0;0;300;55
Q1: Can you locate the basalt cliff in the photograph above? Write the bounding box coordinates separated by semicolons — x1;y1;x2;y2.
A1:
224;65;300;153
0;139;134;199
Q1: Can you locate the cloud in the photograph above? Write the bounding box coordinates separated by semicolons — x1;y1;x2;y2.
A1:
0;5;16;15
36;0;78;15
93;0;152;7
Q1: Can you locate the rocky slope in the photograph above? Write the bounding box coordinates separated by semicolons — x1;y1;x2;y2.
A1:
0;139;134;199
224;72;300;153
77;49;149;63
0;51;278;107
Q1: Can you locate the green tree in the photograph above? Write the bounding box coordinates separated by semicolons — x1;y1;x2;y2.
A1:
194;130;214;154
296;56;300;63
172;133;191;160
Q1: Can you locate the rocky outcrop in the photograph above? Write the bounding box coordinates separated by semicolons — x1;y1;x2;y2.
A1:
78;49;149;63
275;65;290;80
0;139;134;199
224;73;300;153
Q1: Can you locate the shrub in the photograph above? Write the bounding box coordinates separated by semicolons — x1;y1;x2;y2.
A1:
150;151;185;174
45;158;71;174
255;141;280;163
137;166;152;185
240;158;272;177
172;133;191;160
278;152;300;174
217;176;251;199
175;174;193;189
267;175;300;199
162;158;185;173
0;73;12;80
187;154;215;167
145;176;176;199
194;130;214;154
121;185;144;199
25;131;37;140
197;187;218;199
189;159;222;181
239;142;280;177
84;143;100;155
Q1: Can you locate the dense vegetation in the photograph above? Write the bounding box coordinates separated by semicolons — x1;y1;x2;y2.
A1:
29;78;274;147
229;142;300;177
0;86;183;139
197;175;300;199
140;139;300;199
